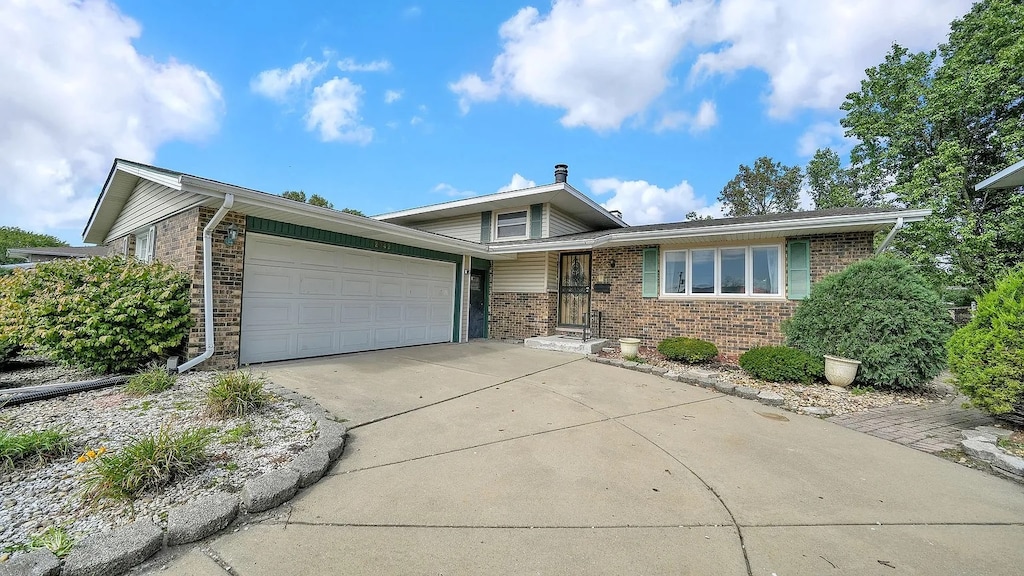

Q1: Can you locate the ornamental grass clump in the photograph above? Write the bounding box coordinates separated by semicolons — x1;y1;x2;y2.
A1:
206;371;270;418
657;337;718;364
783;255;952;390
124;365;177;396
0;428;73;471
948;266;1024;416
81;426;212;501
739;346;824;384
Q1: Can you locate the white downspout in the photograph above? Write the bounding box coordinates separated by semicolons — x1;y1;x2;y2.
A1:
179;194;235;372
875;216;905;255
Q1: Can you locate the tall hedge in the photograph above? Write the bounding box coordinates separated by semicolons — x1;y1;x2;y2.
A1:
783;255;952;389
948;266;1024;415
0;270;28;363
9;256;193;372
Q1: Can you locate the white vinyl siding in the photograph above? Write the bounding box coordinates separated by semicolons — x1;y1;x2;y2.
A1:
546;252;559;292
105;180;202;243
410;214;481;242
492;252;549;293
548;207;590;237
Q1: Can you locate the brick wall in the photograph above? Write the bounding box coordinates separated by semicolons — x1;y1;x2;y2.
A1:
153;209;200;273
489;292;557;340
186;208;246;370
805;231;874;282
103;234;134;257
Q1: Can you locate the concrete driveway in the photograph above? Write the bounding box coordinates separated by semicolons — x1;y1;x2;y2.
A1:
160;342;1024;575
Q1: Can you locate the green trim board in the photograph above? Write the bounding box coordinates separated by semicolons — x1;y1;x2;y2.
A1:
246;216;464;342
470;257;491;270
480;211;492;243
246;216;462;264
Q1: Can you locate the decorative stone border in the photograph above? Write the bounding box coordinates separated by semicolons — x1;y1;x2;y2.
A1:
0;384;347;576
961;426;1024;483
588;355;790;410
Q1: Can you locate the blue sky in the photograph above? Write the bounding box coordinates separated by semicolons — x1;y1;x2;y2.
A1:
1;0;974;245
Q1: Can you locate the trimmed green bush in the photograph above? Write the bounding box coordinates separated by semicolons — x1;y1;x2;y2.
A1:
657;337;718;364
12;256;192;373
783;255;952;390
948;266;1024;415
0;270;29;364
739;346;824;383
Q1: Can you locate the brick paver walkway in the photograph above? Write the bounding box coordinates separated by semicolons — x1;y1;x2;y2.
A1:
829;395;996;453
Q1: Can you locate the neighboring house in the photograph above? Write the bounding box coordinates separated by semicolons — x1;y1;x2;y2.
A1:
83;159;929;370
5;246;110;263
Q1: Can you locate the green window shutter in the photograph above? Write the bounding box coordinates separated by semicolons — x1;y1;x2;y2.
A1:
529;204;543;239
642;247;659;298
787;240;811;300
480;211;492;243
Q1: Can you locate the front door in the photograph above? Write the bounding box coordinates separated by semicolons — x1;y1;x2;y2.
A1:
469;269;487;338
557;252;591;327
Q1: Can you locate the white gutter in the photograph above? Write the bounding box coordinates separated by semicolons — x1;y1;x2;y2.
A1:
179;193;234;373
875;216;905;255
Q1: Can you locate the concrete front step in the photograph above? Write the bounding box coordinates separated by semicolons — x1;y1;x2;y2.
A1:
524;335;608;354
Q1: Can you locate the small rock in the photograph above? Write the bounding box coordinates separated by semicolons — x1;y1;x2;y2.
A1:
662;371;682;382
800;406;834;417
0;549;59;576
602;347;616;354
622;361;639;369
241;469;300;513
960;430;998;444
975;426;1014;440
650;367;669;377
713;381;736;394
633;364;653;374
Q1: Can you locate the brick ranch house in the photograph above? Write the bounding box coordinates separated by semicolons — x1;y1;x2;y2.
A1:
82;160;929;370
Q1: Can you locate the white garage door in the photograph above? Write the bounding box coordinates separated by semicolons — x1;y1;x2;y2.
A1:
240;234;456;364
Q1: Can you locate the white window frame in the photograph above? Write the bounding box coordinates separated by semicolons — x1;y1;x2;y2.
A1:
134;226;155;263
493;209;529;241
660;244;784;298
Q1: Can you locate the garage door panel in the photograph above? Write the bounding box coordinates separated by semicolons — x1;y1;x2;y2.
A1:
341;277;372;297
297;331;334;355
242;301;294;327
376;279;403;298
241;234;455;364
299;274;337;296
246;267;294;294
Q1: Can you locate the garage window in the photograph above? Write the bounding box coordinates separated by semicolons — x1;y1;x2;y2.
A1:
495;210;528;240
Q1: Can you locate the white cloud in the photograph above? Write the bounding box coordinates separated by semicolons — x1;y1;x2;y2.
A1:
498;173;537;192
691;0;971;117
306;78;373;144
409;116;423;126
588;177;723;225
0;0;222;232
450;1;706;129
656;100;718;133
251;57;326;101
433;183;476;198
452;0;969;128
384;89;403;104
797;121;854;157
403;6;422;19
337;58;391;73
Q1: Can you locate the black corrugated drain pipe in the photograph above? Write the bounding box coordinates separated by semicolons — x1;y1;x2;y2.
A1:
0;375;130;407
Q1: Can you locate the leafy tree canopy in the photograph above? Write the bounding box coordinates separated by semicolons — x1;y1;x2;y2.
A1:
341;208;366;217
805;148;860;209
281;190;363;214
839;0;1024;293
281;190;307;203
718;156;802;217
0;226;68;265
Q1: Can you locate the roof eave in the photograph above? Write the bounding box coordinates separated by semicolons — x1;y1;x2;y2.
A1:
975;158;1024;191
486;209;932;254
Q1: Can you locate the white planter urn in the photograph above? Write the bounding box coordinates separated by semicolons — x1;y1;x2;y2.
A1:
824;355;861;387
619;338;642;358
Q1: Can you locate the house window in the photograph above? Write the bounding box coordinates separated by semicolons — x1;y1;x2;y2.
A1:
661;245;782;297
134;226;155;263
495;210;528;240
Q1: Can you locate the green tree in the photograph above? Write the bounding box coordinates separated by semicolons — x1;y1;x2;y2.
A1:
281;190;307;203
0;226;68;265
840;0;1024;292
718;156;802;217
805;148;860;209
340;208;366;217
685;211;713;221
308;194;334;209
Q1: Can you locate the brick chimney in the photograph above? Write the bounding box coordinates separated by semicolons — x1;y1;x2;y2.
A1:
554;164;568;183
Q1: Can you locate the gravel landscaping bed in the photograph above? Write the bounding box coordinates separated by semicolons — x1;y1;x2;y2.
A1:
0;354;100;390
0;371;318;560
599;346;948;415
